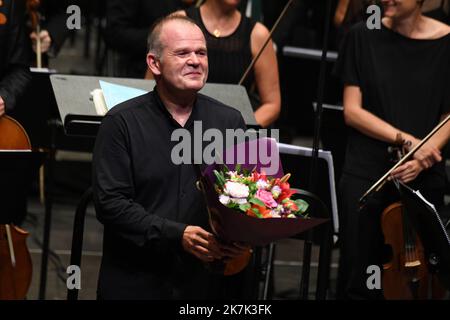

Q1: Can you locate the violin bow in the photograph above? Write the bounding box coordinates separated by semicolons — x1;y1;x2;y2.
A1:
238;0;294;86
5;225;17;267
359;113;450;206
27;0;42;68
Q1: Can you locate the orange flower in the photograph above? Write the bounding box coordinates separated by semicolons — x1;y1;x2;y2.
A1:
283;199;299;212
246;203;271;218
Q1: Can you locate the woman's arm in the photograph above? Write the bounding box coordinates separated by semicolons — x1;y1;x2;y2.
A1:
343;85;416;143
251;22;281;128
344;85;446;181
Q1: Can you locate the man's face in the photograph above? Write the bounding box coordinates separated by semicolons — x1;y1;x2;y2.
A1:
149;21;208;93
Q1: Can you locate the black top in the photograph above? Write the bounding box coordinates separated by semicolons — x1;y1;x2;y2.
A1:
93;90;246;299
186;6;257;92
0;0;31;112
335;22;450;186
105;0;186;77
37;0;73;57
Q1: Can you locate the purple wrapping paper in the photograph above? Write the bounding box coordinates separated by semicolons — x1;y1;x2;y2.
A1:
200;138;328;246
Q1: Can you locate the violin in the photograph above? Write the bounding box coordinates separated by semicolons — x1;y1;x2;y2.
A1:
381;202;446;299
380;135;446;299
0;115;33;300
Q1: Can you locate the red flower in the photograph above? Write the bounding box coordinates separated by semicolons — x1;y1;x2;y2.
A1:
246;203;271;218
251;170;267;183
283;199;299;212
278;182;294;202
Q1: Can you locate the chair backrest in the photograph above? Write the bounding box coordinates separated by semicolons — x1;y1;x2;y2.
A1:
67;187;93;300
278;143;339;238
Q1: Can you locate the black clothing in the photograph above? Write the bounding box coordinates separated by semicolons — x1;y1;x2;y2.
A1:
0;0;31;112
335;22;450;299
93;89;246;299
37;0;72;58
335;22;450;185
105;0;186;78
186;6;257;93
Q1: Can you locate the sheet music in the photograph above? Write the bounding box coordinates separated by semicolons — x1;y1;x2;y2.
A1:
414;190;437;212
91;89;108;116
401;182;450;245
99;80;148;111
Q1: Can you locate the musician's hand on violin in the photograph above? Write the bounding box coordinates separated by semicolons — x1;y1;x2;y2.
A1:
413;143;442;169
182;226;224;262
391;159;424;183
0;96;5;117
30;30;52;53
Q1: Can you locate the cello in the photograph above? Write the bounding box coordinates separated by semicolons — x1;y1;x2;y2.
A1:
0;115;33;300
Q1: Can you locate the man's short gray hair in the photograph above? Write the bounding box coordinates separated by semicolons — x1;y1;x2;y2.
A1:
147;14;201;58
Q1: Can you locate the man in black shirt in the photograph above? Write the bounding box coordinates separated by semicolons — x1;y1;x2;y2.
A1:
93;15;249;299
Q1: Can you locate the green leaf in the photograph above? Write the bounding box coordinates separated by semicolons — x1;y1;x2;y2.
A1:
295;199;309;214
235;164;241;174
249;197;265;207
251;207;263;218
213;170;225;187
239;203;251;212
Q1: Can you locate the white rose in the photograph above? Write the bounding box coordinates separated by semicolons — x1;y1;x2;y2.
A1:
219;195;230;205
256;179;269;190
224;181;249;198
271;186;282;199
230;198;248;205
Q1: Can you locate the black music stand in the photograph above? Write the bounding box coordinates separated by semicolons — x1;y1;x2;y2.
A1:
50;75;258;137
0;151;46;224
397;181;450;290
12;68;60;300
49;76;258;300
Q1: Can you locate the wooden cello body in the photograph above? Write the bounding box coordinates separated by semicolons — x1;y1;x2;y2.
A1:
0;115;33;300
381;201;446;299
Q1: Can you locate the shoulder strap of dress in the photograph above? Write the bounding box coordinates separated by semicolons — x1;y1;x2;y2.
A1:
185;6;200;20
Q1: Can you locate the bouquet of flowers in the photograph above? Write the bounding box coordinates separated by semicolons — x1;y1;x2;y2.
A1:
196;138;328;275
197;138;327;247
213;164;309;219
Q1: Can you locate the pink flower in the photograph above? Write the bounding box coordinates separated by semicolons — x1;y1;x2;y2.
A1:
256;189;278;208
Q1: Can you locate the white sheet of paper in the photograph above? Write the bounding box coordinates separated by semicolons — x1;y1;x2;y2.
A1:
99;80;148;111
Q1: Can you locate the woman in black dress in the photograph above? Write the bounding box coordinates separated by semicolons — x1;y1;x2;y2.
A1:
177;0;281;128
335;0;450;299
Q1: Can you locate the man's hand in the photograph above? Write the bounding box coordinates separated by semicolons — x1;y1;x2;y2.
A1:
390;159;424;183
0;96;5;117
182;226;224;262
30;30;52;53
